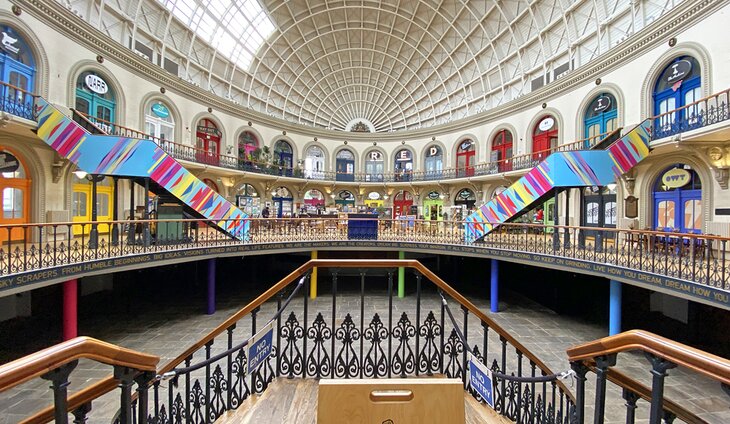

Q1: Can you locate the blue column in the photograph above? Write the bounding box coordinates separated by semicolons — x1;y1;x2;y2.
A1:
207;258;216;315
490;259;499;313
609;279;622;336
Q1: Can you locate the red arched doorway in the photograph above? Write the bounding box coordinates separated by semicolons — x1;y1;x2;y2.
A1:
532;116;558;162
393;190;414;218
456;139;475;177
196;118;221;166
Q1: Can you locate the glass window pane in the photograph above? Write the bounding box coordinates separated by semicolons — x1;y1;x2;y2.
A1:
3;187;22;218
604;202;616;225
684;199;702;231
657;200;675;229
73;192;87;217
97;194;109;217
586;202;599;224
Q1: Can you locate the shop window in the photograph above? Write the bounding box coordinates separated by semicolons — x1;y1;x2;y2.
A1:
491;130;512;173
652;164;702;233
456;139;475;177
653;56;702;138
75;70;116;127
532;116;558;162
336;149;355;181
584;93;617;147
0;25;36;119
424;145;443;180
0;150;30;241
145;101;174;142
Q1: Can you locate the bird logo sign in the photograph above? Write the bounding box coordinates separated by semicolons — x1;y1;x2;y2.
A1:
1;32;19;54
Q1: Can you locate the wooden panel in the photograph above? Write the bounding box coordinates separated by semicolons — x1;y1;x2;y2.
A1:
318;378;465;424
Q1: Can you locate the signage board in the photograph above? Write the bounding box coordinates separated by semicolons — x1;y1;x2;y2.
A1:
1;31;20;54
246;321;274;375
538;117;555;131
468;355;495;408
592;95;611;113
666;59;692;85
661;168;691;189
427;146;441;157
151;103;170;119
396;150;412;161
0;151;20;173
459;140;473;151
428;191;440;200
459;189;473;199
368;192;381;200
84;74;108;95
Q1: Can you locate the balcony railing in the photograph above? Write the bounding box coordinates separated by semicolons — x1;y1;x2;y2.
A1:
0;81;37;121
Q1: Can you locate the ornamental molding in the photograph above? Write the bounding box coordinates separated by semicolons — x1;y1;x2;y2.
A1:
16;0;727;141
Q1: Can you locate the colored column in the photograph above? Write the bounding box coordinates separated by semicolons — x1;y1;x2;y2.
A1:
62;279;78;340
207;259;216;315
398;251;405;298
310;250;318;299
490;259;499;313
609;279;622;336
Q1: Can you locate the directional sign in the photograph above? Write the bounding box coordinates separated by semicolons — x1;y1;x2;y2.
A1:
468;354;495;408
246;321;274;375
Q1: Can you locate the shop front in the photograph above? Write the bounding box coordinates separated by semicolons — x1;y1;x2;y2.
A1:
364;191;384;209
423;191;444;221
235;183;260;217
335;190;356;212
272;186;293;218
303;189;325;213
393;190;414;218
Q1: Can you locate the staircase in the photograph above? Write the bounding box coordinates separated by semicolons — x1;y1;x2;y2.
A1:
34;98;249;240
465;121;652;241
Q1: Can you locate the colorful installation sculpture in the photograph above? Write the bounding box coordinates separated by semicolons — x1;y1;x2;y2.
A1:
35;98;249;240
465;121;652;242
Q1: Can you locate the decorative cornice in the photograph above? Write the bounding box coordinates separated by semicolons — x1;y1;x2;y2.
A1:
15;0;727;141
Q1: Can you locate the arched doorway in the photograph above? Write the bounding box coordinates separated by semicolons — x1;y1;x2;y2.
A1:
394;149;413;182
424;145;443;180
456;139;475;177
653;56;702;138
272;186;293;218
195;119;221;166
303;189;325;213
335;190;356;212
392;190;413;218
653;164;702;233
144;101;174;142
455;188;476;209
235;183;260;216
72;175;114;236
237;131;258;166
304;146;325;180
584;93;617;147
0;149;30;242
75;70;116;129
0;25;36;119
581;185;617;238
335;149;355;181
274;140;293;177
365;150;384;182
491;130;513;173
532;115;558;162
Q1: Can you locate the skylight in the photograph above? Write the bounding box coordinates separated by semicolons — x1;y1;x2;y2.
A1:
159;0;275;70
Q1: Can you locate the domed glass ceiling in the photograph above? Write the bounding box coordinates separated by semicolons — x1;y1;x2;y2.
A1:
70;0;680;132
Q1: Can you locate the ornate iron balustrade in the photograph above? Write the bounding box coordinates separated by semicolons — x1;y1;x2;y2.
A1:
0;80;36;120
651;88;730;140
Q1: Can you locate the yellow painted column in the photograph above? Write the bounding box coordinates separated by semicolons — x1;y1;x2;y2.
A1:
310;250;318;299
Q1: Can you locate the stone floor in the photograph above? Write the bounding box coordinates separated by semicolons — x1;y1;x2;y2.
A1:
0;283;728;424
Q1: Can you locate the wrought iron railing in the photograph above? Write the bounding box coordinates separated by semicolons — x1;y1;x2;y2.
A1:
0;219;728;292
0;80;36;120
651;88;730;140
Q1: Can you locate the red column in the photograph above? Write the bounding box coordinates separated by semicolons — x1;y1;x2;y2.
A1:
62;279;78;340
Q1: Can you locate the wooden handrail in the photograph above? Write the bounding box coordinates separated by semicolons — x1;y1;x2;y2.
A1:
567;330;730;386
0;336;158;393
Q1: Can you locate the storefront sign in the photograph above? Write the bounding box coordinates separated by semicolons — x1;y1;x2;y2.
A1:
0;151;19;173
459;189;473;199
368;192;381;200
1;31;20;54
666;60;692;85
427;146;441;157
84;74;108;95
246;321;274;375
592;96;611;113
151;103;170;118
538;117;555;131
459;140;473;151
428;191;440;200
368;151;383;161
339;191;354;200
396;150;411;161
661;168;691;188
197;125;221;138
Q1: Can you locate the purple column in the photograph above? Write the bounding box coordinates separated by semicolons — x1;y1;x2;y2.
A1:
207;258;216;315
490;259;499;313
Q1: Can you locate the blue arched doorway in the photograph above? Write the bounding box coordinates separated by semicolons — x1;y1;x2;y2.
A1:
584;93;617;147
0;25;36;119
653;164;702;233
653;56;701;138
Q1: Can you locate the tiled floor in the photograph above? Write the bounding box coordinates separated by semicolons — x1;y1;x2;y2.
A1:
0;284;728;424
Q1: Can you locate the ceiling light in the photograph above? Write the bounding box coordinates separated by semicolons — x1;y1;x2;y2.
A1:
73;169;88;179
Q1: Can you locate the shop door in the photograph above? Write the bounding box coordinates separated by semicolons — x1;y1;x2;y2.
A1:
654;190;701;233
456;150;475;177
336;158;355;181
532;131;558;162
72;179;114;235
581;192;617;240
196;135;220;166
0;179;29;242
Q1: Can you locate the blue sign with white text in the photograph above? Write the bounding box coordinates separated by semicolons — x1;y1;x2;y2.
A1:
246;321;274;375
469;355;495;408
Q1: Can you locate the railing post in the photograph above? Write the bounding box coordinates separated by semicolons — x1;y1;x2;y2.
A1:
569;361;589;424
645;353;677;424
622;389;639;424
41;360;78;424
71;402;92;424
593;354;617;424
114;366;137;424
134;371;155;424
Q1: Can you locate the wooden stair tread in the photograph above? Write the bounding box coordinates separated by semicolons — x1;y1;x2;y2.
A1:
215;378;512;424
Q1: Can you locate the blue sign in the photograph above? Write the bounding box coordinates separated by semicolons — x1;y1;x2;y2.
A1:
468;355;495;408
151;103;170;119
246;321;274;375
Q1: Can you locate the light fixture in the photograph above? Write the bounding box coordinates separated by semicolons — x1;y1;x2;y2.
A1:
439;193;445;200
271;190;277;196
73;169;88;179
606;183;617;191
383;194;389;200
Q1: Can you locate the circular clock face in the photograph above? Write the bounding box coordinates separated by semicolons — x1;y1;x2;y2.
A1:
709;147;723;161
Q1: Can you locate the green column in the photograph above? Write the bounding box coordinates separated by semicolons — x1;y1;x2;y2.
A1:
398;251;405;298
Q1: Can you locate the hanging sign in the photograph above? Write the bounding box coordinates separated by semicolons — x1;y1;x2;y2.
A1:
428;191;440;200
0;151;20;173
197;125;221;138
661;168;691;188
665;60;692;85
84;74;108;95
1;31;20;54
592;96;611;113
245;321;274;375
151;103;170;118
468;355;495;408
538;117;555;131
368;192;381;200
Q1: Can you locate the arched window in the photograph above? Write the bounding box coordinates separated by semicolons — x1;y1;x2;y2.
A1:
392;190;413;218
584;93;617;147
76;70;116;127
456;139;475;177
303;189;325;210
365;150;384;182
455;188;476;209
336;149;355;182
236;183;260;216
424;145;443;180
195;119;221;166
653;56;702;138
653;164;702;233
237;131;258;163
145;101;174;142
0;149;30;241
72;175;114;236
532;116;558;162
491;130;513;173
394;149;413;181
0;25;35;119
304;146;325;180
272;186;293;218
274;140;293;176
335;190;356;212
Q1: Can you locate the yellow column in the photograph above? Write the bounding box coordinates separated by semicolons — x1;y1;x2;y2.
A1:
310;250;318;299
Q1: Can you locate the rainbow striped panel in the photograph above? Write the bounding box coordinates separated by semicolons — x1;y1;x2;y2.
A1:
35;99;249;240
465;121;651;242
